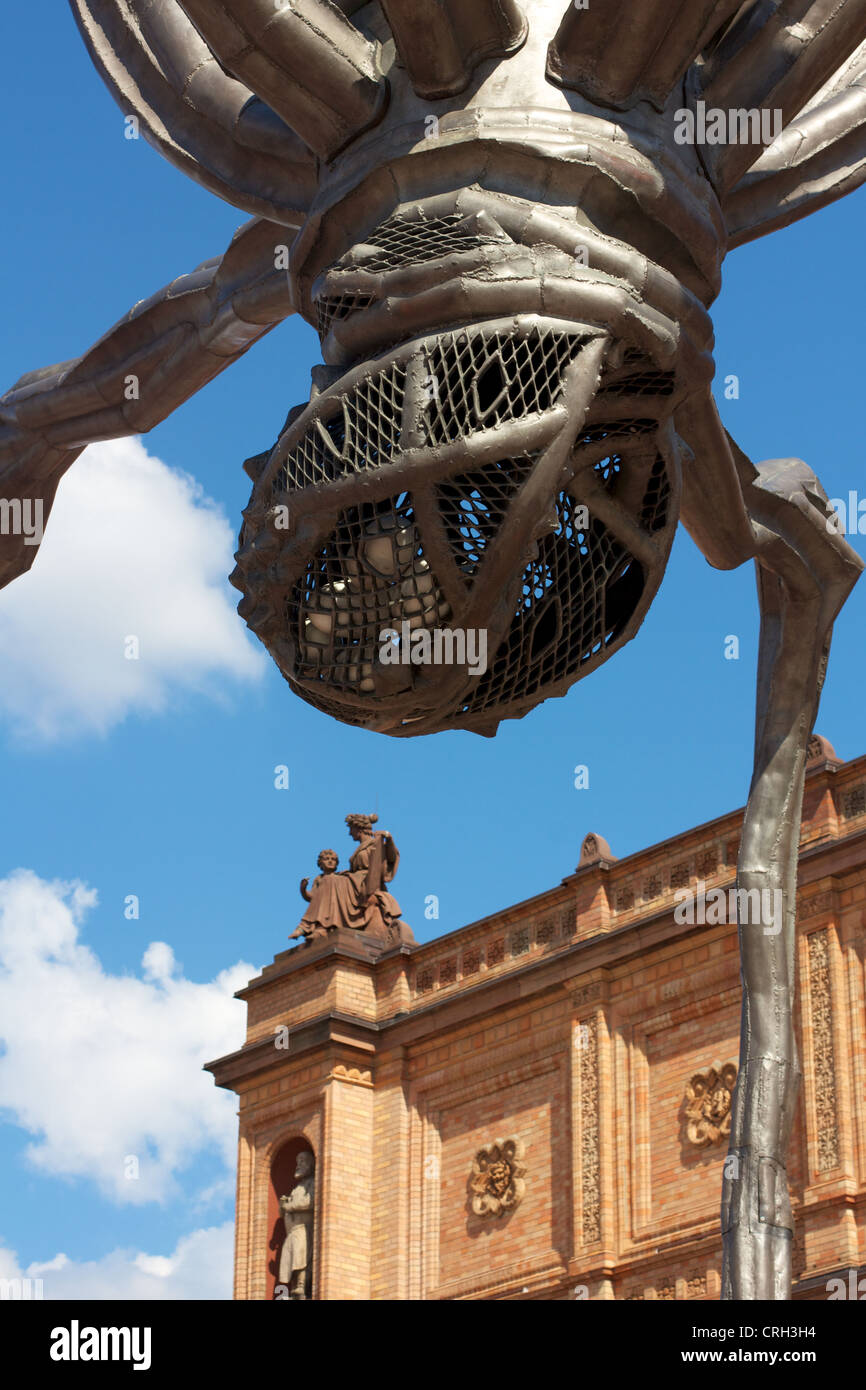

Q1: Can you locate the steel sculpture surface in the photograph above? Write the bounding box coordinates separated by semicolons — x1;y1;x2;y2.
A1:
2;0;866;1300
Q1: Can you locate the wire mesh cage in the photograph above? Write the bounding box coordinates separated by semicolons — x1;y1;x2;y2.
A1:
235;313;680;735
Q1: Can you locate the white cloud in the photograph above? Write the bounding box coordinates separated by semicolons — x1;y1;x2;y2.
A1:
0;869;254;1204
0;1223;233;1299
0;437;265;741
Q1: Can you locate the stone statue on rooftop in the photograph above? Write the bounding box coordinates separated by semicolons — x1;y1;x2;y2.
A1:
291;814;415;946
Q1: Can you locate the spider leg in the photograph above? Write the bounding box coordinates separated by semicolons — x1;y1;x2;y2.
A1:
379;0;526;100
72;0;316;222
0;218;294;591
677;390;862;1298
177;0;387;160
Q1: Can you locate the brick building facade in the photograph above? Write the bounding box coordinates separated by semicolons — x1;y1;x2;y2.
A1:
207;736;866;1299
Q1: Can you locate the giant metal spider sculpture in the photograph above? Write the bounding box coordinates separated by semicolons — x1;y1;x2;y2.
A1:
2;0;866;1301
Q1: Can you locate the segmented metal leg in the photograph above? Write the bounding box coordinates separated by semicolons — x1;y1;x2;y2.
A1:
721;458;861;1299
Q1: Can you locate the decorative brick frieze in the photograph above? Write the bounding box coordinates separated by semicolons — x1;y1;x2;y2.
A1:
579;1014;601;1245
572;980;604;1008
536;917;557;945
696;847;718;878
807;929;840;1174
511;927;531;957
439;957;458;986
487;937;506;966
800;890;834;921
670;861;690;890
841;785;866;819
462;946;482;975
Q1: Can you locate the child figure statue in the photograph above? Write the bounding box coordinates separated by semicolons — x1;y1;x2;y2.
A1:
291;849;341;942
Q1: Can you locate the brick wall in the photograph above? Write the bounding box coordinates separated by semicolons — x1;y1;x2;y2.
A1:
209;749;866;1299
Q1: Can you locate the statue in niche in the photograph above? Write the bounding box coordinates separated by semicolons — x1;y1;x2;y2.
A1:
290;813;415;945
277;1150;315;1300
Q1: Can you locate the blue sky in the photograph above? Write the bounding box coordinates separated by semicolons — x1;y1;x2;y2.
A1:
0;7;864;1297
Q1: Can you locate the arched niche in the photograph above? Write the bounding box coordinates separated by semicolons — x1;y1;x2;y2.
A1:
267;1135;316;1300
